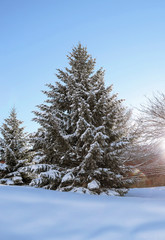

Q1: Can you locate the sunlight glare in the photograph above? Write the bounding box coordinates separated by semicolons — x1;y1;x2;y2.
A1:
159;139;165;154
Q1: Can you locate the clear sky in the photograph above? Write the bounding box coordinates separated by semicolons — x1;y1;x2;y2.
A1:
0;0;165;133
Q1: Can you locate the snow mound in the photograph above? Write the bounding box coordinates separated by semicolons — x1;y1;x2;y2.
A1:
0;186;165;240
61;172;74;183
0;163;7;170
87;179;100;190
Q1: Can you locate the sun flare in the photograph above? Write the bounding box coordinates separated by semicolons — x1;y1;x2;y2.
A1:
159;140;165;154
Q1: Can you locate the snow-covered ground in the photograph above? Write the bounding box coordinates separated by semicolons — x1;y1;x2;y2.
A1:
0;186;165;240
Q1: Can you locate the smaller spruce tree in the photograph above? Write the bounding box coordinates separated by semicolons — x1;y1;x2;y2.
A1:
0;108;29;185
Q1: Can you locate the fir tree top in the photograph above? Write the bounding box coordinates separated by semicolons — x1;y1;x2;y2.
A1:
0;108;25;143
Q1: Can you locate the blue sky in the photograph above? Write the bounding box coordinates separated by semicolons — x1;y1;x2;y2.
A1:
0;0;165;132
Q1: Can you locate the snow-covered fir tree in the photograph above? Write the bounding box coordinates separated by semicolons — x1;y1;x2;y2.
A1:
31;44;133;195
0;108;30;185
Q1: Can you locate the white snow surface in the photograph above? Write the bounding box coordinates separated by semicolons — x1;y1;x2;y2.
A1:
61;172;74;183
0;163;7;170
0;186;165;240
87;179;100;190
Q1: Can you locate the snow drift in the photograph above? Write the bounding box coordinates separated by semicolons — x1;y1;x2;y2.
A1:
0;186;165;240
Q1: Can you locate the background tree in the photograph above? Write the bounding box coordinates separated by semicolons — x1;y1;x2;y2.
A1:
139;92;165;142
135;92;165;166
0;108;30;185
125;93;165;186
31;44;134;195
